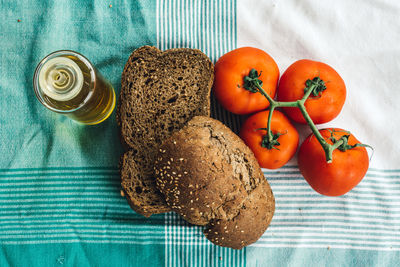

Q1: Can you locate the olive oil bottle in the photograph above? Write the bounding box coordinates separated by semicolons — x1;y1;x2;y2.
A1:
33;50;115;125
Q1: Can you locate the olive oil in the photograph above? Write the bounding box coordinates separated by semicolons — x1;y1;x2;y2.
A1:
33;50;115;125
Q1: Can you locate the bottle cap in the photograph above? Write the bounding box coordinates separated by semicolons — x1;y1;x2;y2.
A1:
38;57;83;101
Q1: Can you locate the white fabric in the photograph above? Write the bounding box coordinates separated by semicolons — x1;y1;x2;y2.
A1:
238;0;400;169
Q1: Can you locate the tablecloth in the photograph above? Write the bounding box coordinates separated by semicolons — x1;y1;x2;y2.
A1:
1;0;399;266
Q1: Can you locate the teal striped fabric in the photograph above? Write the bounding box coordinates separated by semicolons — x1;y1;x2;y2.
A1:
156;0;242;134
0;167;162;245
1;0;400;266
157;0;245;265
260;166;400;251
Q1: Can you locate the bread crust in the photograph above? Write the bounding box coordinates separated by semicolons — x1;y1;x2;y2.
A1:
155;116;275;249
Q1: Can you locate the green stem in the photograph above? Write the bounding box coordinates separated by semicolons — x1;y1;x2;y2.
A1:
250;73;338;163
296;84;328;149
301;83;316;101
297;101;341;162
327;139;345;163
266;104;276;142
253;80;275;103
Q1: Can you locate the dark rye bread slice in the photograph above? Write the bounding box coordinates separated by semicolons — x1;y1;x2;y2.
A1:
155;116;275;249
120;150;171;217
117;46;214;217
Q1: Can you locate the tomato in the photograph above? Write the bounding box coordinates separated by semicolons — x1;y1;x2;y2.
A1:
240;110;299;169
298;128;369;196
277;59;346;124
213;47;279;115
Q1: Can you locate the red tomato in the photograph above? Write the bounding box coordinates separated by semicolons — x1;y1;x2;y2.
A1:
213;47;279;115
277;60;346;124
298;128;369;196
240;110;299;169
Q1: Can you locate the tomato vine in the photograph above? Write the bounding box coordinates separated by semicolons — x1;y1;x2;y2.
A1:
243;68;371;163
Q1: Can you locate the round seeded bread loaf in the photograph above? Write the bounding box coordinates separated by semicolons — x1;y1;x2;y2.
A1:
154;116;275;249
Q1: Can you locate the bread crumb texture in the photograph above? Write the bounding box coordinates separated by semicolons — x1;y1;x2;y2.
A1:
118;46;214;217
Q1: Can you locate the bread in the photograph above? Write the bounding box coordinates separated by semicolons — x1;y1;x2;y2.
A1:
120;150;171;217
155;116;275;249
117;46;214;217
204;181;274;249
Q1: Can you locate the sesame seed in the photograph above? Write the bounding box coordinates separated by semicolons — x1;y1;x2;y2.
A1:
172;171;176;175
173;141;177;144
184;171;188;174
241;230;244;233
221;237;224;240
170;158;174;161
214;232;218;234
190;208;194;210
224;226;227;229
179;158;184;161
190;200;193;203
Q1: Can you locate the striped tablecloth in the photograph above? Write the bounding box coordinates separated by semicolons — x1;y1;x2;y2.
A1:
1;0;399;266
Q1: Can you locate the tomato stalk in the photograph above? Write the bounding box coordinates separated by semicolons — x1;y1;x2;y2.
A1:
244;69;345;163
